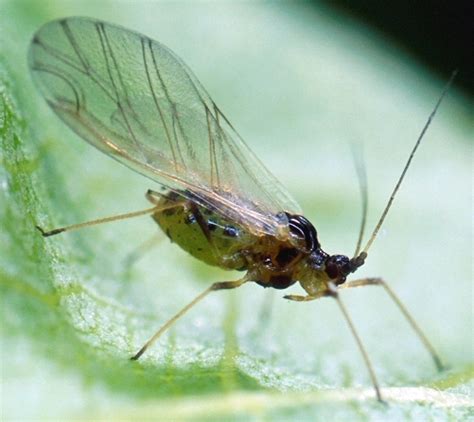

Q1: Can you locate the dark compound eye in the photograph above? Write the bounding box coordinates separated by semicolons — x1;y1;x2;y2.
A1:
325;261;338;279
325;255;351;280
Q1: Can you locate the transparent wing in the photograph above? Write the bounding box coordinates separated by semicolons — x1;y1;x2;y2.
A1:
28;17;302;237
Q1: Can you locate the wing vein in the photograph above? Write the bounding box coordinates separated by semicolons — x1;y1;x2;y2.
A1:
95;23;142;153
141;38;179;172
149;42;190;166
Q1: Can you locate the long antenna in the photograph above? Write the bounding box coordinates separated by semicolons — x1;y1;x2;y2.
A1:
351;143;368;258
361;70;458;255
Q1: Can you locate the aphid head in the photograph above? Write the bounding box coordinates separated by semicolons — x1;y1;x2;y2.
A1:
324;252;366;285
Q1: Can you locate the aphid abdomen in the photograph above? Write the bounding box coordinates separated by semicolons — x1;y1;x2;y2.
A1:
151;192;256;270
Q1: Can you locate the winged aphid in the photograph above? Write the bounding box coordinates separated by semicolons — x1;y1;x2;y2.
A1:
30;17;455;401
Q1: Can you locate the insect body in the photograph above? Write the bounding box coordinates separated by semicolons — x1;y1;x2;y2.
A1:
29;17;454;402
152;188;362;291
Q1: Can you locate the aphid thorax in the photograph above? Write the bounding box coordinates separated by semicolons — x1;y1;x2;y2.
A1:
258;214;367;297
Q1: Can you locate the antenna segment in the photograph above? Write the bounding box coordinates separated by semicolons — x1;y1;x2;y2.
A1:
361;70;458;256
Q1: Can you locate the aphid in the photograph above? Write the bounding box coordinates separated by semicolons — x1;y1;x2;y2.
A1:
29;17;455;401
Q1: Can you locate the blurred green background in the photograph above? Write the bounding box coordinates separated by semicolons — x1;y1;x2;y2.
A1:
1;1;472;420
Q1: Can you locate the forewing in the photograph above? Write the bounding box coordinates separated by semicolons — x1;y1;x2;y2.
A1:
29;17;302;236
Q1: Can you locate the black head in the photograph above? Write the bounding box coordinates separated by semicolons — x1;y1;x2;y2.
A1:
325;252;366;284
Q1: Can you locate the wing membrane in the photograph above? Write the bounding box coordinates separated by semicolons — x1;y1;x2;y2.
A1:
29;17;302;236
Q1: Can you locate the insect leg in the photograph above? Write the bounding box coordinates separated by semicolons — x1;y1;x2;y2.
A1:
36;202;180;237
131;278;248;360
283;292;328;301
339;277;444;371
285;284;384;402
330;283;384;402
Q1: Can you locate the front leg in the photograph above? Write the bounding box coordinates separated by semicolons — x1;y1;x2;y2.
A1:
284;283;384;402
284;291;329;301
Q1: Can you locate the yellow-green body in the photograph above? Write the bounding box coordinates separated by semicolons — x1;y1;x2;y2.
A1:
152;193;258;271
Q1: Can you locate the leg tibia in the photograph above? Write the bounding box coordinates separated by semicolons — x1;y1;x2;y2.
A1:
37;205;160;237
284;284;383;401
37;194;185;237
131;279;247;361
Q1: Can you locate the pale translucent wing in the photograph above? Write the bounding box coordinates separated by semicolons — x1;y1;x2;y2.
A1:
29;17;302;236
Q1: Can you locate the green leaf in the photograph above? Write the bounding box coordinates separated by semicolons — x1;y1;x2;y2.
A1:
1;1;472;420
